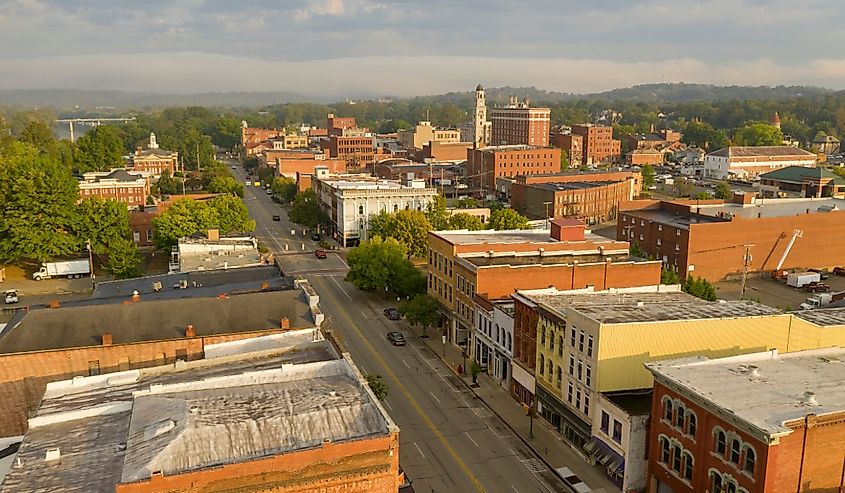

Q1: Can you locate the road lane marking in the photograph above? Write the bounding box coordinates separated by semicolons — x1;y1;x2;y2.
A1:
314;277;486;493
402;359;410;369
487;426;509;440
383;400;393;411
331;276;353;301
414;442;426;459
429;391;441;404
464;431;479;448
511;486;519;493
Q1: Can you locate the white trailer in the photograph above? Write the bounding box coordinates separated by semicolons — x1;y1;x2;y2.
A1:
33;260;90;280
786;271;821;288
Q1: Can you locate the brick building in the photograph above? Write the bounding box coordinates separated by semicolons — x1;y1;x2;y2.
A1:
626;149;665;166
241;124;285;147
645;346;845;493
549;130;584;167
78;169;150;208
397;121;461;152
0;276;318;437
0;329;402;493
571;124;622;165
266;149;346;178
490;98;551;147
421;141;473;162
466;145;561;191
703;146;817;180
327;113;358;137
623;127;682;152
324;135;376;167
130;133;177;177
128;194;222;247
427;224;662;351
511;178;638;225
617;196;845;280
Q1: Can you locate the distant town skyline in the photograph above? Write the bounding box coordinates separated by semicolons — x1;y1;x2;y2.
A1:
1;0;844;98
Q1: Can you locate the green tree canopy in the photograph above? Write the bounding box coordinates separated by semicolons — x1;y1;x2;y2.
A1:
641;164;655;188
19;121;55;153
151;196;255;248
661;268;681;285
425;195;450;231
683;275;718;301
365;374;389;400
714;181;733;199
488;208;530;230
289;189;327;228
271;176;298;202
103;238;142;279
208;194;256;234
734;122;784;146
681;121;728;151
73;197;130;254
207;175;245;197
345;236;409;292
75;125;125;172
447;212;485;231
399;293;442;337
157;170;179;195
368;209;431;258
0;142;81;262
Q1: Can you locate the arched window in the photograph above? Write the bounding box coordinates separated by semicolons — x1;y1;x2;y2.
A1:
726;482;737;493
558;336;564;356
659;437;670;463
687;412;697;437
709;472;723;493
675;406;685;429
547;360;553;380
506;333;512;351
540;327;546;345
715;430;726;455
663;398;673;421
682;452;693;481
358;205;364;215
549;332;555;351
671;445;682;473
730;439;741;463
539;355;545;376
744;447;756;474
556;366;562;385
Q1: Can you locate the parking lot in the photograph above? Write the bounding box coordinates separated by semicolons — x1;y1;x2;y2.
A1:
716;271;845;310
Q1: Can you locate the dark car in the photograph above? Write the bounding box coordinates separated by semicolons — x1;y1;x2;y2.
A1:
311;233;322;241
834;267;845;277
272;214;281;221
383;308;401;320
387;331;406;346
314;249;327;259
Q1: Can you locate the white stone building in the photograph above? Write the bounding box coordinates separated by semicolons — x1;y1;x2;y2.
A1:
473;297;514;388
703;146;816;180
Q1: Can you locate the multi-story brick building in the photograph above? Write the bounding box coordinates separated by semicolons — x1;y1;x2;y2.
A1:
78;169;150;208
466;145;561;191
617;196;845;280
703;146;817;180
327;113;358;137
511;178;638;225
325;135;376;168
624;127;682;152
645;345;845;493
427;222;662;354
266;149;346;178
490;98;551;147
397;121;462;151
130;133;177;177
571;124;622;165
0;328;403;493
421;141;473;162
241;123;285;148
549;129;583;167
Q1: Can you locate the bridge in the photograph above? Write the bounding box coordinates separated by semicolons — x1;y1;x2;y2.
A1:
55;117;136;142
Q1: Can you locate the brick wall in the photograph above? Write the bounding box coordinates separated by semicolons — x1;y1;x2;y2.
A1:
0;328;287;437
116;432;400;493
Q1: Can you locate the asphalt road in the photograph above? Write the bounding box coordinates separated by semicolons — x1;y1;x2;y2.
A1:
228;160;570;492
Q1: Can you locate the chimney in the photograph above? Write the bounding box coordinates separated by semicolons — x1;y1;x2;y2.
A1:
185;325;196;338
131;290;140;303
281;317;290;330
207;229;219;241
804;391;818;406
48;300;60;309
747;365;759;377
102;333;113;346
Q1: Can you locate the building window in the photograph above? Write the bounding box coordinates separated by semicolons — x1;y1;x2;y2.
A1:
612;420;622;443
663;398;673;421
575;389;581;409
507;333;512;352
600;411;609;434
675;406;685;429
682;452;693;481
578;331;584;352
358;205;364;215
547;361;553;380
584;395;590;415
730;439;741;463
660;437;670;463
540;327;546;345
715;430;726;454
744;447;756;474
570;327;576;347
539;354;544;376
569;355;575;375
577;360;583;380
671;445;682;473
558;336;564;356
710;472;723;493
587;335;593;357
556;366;562;385
687;412;697;437
585;365;592;387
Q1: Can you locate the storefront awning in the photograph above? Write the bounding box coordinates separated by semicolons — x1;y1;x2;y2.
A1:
584;437;625;474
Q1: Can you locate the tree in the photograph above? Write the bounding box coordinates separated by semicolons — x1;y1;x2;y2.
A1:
470;361;482;385
369;209;431;258
681;121;728;152
345;236;409;292
75;125;125;172
19;121;55;153
289;189;327;228
683;275;718;301
73;197;129;254
447;212;485;231
693;191;711;200
102;238;142;279
488;208;530;230
271;176;298;202
151;196;254;249
365;374;389;400
661;268;681;285
734;122;784;146
675;177;695;198
629;242;649;259
456;197;478;209
560;150;570;171
208;194;256;234
399;293;442;338
714;181;733;199
157;170;179;196
390;261;427;298
0;143;80;262
425;195;450;231
207;175;245;197
641;164;655;188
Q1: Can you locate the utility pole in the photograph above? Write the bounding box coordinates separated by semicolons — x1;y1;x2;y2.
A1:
86;240;95;289
543;201;552;230
739;243;754;300
196;142;201;172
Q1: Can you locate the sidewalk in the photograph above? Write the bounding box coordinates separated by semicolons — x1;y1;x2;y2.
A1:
411;324;618;493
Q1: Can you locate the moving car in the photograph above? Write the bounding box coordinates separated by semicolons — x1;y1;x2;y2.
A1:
386;331;406;346
4;289;18;304
265;189;272;195
314;249;327;259
383;308;401;320
311;233;322;241
272;214;281;221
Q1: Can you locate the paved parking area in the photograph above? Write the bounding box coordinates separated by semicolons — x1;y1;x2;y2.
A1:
277;251;348;276
717;272;845;309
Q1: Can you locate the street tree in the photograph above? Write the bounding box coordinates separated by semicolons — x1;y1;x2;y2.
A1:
734;122;784;146
157;170;179;195
488;208;530;230
365;374;389;400
207;175;245;197
271;176;298;202
0;142;80;262
368;209;431;258
681;121;728;151
399;293;442;338
345;236;408;292
208;194;256;234
425;195;450;230
73;197;130;254
641;164;655;188
390;261;427;298
152;199;220;249
103;238;142;279
714;181;733;199
289;189;327;228
447;212;485;231
75;125;125;172
661;268;681;285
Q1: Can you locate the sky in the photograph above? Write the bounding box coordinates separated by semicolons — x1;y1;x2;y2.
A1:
1;0;844;98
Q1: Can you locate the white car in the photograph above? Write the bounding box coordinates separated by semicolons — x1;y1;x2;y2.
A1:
4;289;18;304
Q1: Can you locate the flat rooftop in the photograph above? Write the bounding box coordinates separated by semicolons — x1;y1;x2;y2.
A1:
0;288;314;354
646;347;845;437
430;228;618;246
603;390;653;416
519;288;780;324
0;333;394;492
697;197;845;219
532;180;621;191
458;251;640;269
793;307;845;327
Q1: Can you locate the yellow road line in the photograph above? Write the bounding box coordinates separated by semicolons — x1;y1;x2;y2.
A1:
315;277;487;493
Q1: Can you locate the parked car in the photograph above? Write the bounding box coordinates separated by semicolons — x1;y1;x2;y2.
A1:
383;308;401;320
272;214;281;221
311;233;322;241
265;189;272;195
387;331;406;346
314;249;327;259
4;289;18;304
834;267;845;277
809;268;830;280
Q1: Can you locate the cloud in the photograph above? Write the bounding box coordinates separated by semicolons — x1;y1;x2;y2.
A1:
295;0;345;20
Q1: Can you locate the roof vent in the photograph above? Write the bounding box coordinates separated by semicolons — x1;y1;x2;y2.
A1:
804;391;818;406
747;365;760;377
189;405;200;414
45;448;60;461
115;443;127;453
636;301;644;307
329;391;337;397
